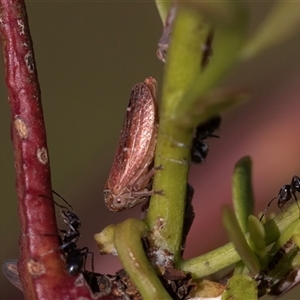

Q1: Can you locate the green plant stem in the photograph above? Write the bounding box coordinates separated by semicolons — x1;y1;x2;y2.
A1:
173;2;248;129
146;6;207;264
114;218;171;300
147;1;249;268
180;201;299;278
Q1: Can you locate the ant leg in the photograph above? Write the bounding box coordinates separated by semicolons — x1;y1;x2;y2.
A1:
89;251;95;274
81;247;94;273
79;247;95;288
87;251;95;290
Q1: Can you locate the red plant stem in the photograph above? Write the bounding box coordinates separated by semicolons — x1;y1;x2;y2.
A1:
0;1;111;299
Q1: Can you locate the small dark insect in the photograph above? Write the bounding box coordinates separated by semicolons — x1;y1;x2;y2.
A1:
52;191;94;276
2;192;94;292
260;176;300;221
191;116;221;164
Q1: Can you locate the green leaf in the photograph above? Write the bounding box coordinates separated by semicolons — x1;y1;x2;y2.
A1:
241;2;300;60
222;274;257;300
271;219;300;254
175;88;247;130
173;2;248;129
154;0;172;24
232;156;254;233
248;215;268;267
223;206;260;274
179;200;299;278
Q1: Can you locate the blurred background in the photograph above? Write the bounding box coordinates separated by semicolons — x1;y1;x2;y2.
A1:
1;2;300;299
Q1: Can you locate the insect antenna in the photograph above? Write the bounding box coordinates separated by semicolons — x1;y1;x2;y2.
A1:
52;190;74;211
259;196;278;222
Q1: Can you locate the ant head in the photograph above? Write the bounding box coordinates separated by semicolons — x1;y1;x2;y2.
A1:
277;184;292;209
292;176;300;192
60;210;81;230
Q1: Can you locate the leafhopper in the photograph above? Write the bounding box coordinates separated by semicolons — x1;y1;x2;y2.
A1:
104;77;159;211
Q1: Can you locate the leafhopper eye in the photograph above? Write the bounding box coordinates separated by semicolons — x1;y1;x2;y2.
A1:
111;195;127;211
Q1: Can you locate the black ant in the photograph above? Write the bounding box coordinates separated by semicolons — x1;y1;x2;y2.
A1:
51;191;95;276
3;192;96;293
191;116;221;164
260;176;300;221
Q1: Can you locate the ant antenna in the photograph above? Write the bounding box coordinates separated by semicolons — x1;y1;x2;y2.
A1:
52;190;74;211
259;197;278;222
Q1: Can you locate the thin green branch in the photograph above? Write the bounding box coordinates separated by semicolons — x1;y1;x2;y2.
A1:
114;219;171;300
173;2;248;129
146;5;208;264
180;201;300;278
146;1;249;267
